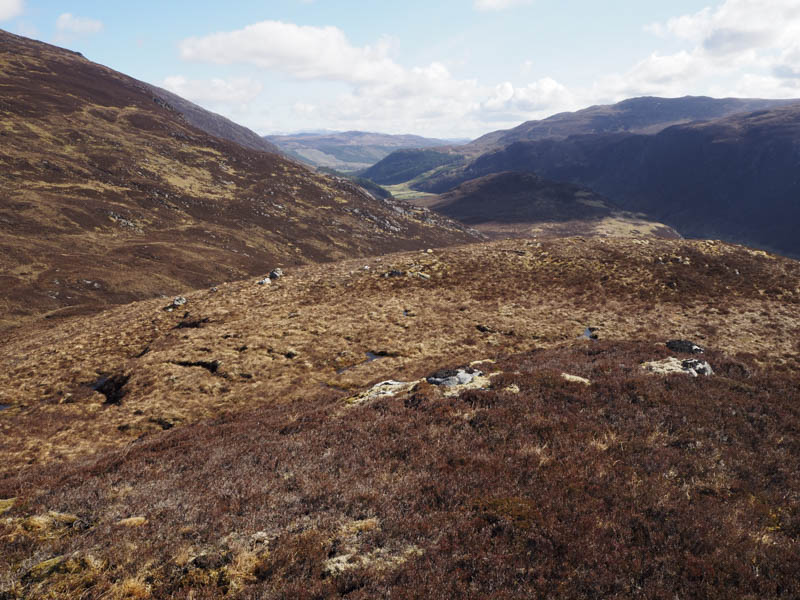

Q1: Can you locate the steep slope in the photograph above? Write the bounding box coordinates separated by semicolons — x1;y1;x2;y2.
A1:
265;130;457;171
360;148;464;185
1;237;799;597
144;83;281;155
0;30;479;329
467;95;798;154
363;96;797;187
424;171;681;239
420;104;800;257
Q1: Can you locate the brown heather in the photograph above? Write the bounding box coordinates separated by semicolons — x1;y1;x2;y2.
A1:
1;236;799;598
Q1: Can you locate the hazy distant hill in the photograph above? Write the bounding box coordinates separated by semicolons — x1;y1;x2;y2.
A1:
265;130;461;171
422;103;800;257
364;96;797;185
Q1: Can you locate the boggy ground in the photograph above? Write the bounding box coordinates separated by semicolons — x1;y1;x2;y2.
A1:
1;236;799;598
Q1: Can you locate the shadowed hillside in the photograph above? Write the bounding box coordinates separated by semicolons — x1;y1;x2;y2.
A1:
417;104;800;257
424;171;681;239
0;30;479;329
360;96;797;186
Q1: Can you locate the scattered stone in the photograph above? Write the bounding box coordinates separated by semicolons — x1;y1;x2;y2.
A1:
561;373;591;385
682;359;714;376
257;277;271;285
666;339;705;354
427;368;482;387
269;268;284;280
210;286;218;293
642;357;714;377
250;531;274;547
116;516;147;527
163;296;187;311
415;272;431;280
190;551;231;570
476;324;495;333
581;327;599;340
346;380;415;405
383;270;405;278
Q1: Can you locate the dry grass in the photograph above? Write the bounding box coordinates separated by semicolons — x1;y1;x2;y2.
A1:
1;338;798;598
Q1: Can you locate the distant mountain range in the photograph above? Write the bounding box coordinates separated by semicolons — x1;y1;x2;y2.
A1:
265;130;464;171
362;96;800;257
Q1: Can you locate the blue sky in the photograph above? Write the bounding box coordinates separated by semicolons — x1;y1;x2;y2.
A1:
3;0;800;138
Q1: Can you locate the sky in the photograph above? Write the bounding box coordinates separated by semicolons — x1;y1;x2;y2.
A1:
3;0;800;139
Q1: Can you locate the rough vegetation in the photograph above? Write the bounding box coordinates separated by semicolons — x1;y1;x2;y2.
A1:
0;30;478;330
1;236;799;598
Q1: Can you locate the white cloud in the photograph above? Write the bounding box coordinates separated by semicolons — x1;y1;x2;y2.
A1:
180;21;403;84
474;0;533;11
177;2;800;138
607;0;800;103
0;0;23;21
56;13;103;35
481;78;576;115
163;76;263;106
178;21;575;136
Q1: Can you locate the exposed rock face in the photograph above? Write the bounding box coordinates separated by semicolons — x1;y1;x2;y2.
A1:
427;368;482;387
164;296;187;311
666;339;705;354
642;357;714;377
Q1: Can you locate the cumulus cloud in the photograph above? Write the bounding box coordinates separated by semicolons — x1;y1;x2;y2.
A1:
620;0;800;103
474;0;533;11
56;13;104;35
176;2;800;138
481;78;576;116
177;21;574;136
0;0;23;21
163;76;263;106
180;21;403;84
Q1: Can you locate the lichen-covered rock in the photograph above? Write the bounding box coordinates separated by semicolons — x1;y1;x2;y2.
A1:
642;357;713;377
427;368;482;387
562;373;591;385
116;516;147;527
346;380;415;405
163;296;187;311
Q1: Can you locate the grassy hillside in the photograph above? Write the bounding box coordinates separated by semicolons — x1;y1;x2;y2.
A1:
0;30;478;329
1;237;799;597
